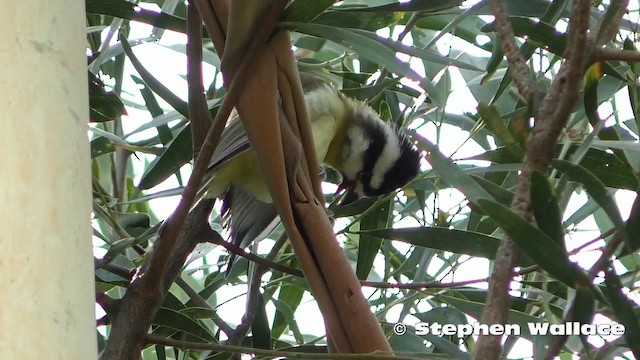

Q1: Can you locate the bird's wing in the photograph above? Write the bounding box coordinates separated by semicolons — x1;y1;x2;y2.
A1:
202;74;330;274
207;74;324;171
221;185;280;275
208;111;252;170
195;112;252;201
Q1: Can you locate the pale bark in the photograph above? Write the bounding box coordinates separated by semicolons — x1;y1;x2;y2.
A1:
0;1;96;358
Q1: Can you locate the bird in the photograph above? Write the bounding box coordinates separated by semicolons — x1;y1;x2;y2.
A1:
197;74;421;274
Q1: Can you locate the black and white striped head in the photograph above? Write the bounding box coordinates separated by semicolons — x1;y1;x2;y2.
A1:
337;101;421;204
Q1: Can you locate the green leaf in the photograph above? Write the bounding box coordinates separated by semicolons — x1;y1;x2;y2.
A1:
91;136;116;158
414;134;495;205
530;170;565;251
138;125;193;190
120;35;190;117
89;71;126;122
350;28;482;71
604;267;640;358
552;160;628;244
131;76;173;145
584;62;603;127
346;0;463;12
415;307;468;327
86;0;187;34
483;35;504;83
311;10;400;32
483;17;567;55
624;38;640;132
281;0;334;23
155;345;166;360
470;175;514;206
153;307;215;342
356;197;391;280
476;198;591;289
478;102;524;158
272;298;304;344
357;227;534;266
437;294;543;338
471;146;639;191
251;294;271;350
569;285;595;339
282;23;434;98
180;307;219;320
103;237;136;262
421;333;470;360
620;194;640;257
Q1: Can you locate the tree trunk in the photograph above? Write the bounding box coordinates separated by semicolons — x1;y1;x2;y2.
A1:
0;0;96;358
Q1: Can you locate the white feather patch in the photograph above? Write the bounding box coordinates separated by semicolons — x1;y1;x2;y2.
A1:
341;125;370;181
369;125;401;190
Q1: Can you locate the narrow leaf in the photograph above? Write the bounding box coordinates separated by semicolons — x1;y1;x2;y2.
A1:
356;198;391;279
138;125;193;190
476;198;591;289
603;268;640;358
86;0;187;34
153;307;215;342
552;160;628;246
120;35;190;117
251;294;271;350
283;23;434;97
415;133;495;205
530;170;565;251
359;227;534;266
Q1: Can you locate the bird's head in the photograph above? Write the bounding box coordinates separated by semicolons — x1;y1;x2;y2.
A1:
336;103;421;204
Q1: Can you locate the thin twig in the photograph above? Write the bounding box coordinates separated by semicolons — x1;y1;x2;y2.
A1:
174;276;234;336
228;268;264;346
187;0;212;155
488;0;536;101
590;48;640;64
204;232;304;276
95;258;135;280
589;0;629;48
588;232;625;279
96;290;116;313
228;233;289;346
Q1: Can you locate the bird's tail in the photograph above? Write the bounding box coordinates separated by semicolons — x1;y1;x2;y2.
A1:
221;186;280;276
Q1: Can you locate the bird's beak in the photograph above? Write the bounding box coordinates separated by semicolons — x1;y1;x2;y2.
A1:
336;179;359;205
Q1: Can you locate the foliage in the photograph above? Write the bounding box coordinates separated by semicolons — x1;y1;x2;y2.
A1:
88;0;640;359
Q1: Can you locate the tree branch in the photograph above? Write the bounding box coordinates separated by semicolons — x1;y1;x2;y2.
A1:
187;0;211;155
590;47;640;64
228;268;264;347
203;231;304;276
101;200;215;360
488;0;536;101
174;276;234;337
589;0;629;48
475;1;593;359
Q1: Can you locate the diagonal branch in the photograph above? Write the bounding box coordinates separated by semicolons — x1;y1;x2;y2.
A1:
488;0;536;101
174;276;234;337
475;1;593;359
589;0;629;49
187;0;211;155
